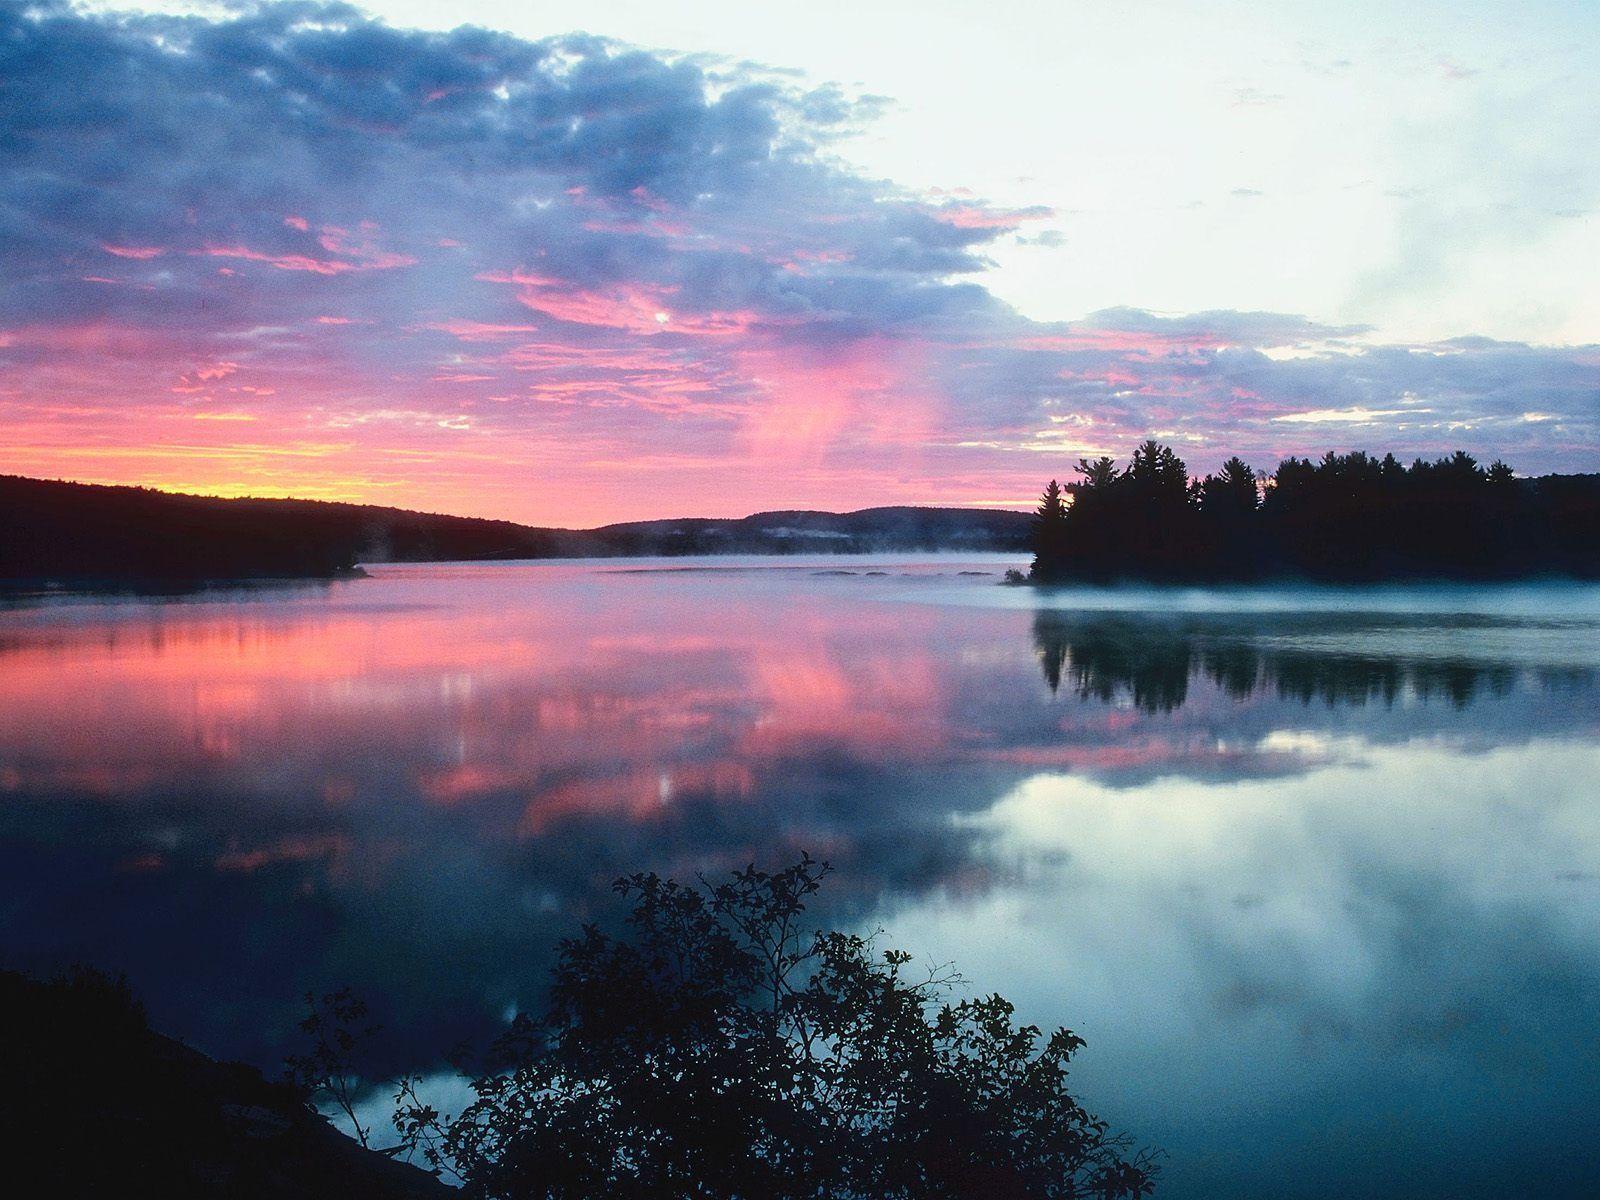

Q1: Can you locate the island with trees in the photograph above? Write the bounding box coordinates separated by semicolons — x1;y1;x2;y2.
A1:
1028;443;1600;583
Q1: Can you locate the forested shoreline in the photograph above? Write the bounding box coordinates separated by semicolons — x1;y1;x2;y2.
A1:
1029;444;1600;583
6;457;1597;590
0;474;1029;589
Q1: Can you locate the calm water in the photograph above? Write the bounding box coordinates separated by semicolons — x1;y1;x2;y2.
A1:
3;557;1598;1197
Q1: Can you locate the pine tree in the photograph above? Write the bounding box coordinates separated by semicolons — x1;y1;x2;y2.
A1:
1030;479;1070;582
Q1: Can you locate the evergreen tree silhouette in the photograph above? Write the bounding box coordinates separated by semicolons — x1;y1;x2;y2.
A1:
1025;446;1597;583
1030;480;1071;583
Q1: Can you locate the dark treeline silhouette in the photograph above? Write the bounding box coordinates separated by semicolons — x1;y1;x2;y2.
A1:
0;474;1030;588
1031;610;1540;712
0;474;559;587
1029;444;1600;583
373;857;1154;1199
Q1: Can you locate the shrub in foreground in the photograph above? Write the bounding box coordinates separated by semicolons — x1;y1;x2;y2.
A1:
391;856;1154;1199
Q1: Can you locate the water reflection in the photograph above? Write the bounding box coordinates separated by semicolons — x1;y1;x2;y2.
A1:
885;737;1600;1200
1;560;1597;1197
1029;610;1570;711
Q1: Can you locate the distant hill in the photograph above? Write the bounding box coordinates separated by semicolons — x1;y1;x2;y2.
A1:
0;474;1030;588
591;506;1032;556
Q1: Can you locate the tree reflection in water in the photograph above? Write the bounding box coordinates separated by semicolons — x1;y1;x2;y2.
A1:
1031;609;1539;713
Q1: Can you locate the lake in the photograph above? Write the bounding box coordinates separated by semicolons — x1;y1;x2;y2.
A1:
2;556;1597;1197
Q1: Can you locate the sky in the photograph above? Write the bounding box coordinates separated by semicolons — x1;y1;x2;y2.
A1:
2;0;1596;525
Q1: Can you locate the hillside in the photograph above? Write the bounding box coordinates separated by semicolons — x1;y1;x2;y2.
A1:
0;474;1030;587
1;969;447;1199
593;505;1032;555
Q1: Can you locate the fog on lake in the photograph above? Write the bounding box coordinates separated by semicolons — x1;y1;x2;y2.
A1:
2;557;1597;1198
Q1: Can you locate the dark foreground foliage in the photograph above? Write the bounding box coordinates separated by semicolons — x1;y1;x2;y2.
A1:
1029;445;1600;583
392;856;1154;1199
0;968;445;1198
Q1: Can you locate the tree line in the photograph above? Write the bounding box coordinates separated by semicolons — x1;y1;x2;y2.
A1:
1029;443;1600;583
0;474;1034;590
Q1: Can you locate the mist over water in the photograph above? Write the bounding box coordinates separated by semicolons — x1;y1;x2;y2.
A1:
2;557;1597;1197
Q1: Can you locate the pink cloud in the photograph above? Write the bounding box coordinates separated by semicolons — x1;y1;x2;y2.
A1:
312;224;419;272
475;269;564;288
737;337;936;463
933;203;1054;230
101;244;165;259
425;319;543;341
200;244;358;275
627;186;671;213
512;281;681;333
780;248;852;272
580;217;692;238
477;270;762;338
200;226;415;276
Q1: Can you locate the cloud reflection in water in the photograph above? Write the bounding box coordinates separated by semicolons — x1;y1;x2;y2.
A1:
1;561;1596;1196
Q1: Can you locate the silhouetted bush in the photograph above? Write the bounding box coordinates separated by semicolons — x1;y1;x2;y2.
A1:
1029;448;1600;583
392;856;1154;1199
288;987;387;1149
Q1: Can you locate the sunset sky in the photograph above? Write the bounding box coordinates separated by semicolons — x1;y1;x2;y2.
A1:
4;0;1596;525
